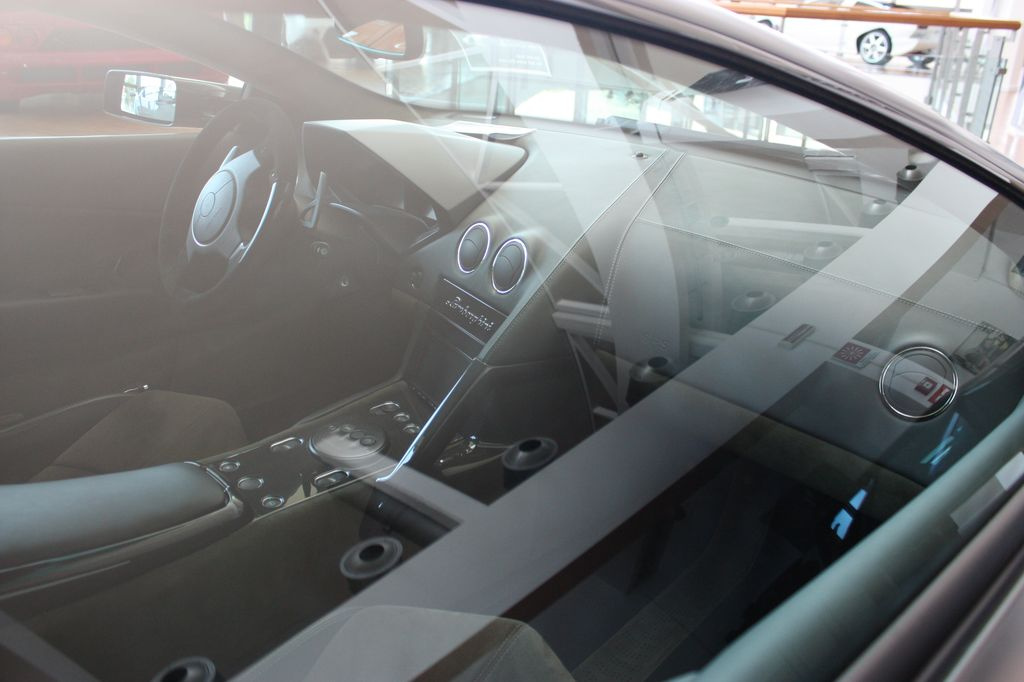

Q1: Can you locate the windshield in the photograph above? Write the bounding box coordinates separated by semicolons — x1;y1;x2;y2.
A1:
229;8;833;150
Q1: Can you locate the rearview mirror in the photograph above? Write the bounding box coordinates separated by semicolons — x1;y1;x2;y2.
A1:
324;20;422;60
104;70;242;127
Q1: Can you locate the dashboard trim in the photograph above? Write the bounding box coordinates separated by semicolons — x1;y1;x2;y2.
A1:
457;222;491;275
491;237;529;295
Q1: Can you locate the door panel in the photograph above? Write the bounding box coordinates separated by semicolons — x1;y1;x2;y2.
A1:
0;133;194;421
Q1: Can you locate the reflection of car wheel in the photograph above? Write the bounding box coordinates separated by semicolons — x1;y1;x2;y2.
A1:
858;30;892;66
908;54;935;69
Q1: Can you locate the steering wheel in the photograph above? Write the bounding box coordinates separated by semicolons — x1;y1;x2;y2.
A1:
158;97;298;303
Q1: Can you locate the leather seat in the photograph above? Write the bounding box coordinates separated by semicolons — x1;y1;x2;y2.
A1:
0;390;247;483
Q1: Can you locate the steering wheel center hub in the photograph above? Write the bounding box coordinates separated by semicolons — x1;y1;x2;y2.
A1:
159;97;296;303
191;170;236;244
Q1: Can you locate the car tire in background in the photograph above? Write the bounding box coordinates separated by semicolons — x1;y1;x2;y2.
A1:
858;29;893;65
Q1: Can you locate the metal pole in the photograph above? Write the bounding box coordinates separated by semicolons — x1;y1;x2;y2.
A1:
971;34;1006;137
943;28;969;119
956;28;985;126
926;25;952;107
931;27;960;113
982;61;1006;139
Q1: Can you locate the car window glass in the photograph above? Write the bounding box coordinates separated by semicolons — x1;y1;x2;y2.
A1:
0;10;232;137
246;2;1024;672
3;2;1024;681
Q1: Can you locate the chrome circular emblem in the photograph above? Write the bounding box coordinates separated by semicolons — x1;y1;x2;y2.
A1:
879;346;958;421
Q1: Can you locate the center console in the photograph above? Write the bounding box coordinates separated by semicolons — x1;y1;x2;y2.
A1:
206;377;446;524
203;215;588;539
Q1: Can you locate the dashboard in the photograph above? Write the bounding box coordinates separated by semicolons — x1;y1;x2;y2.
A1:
296;116;1024;506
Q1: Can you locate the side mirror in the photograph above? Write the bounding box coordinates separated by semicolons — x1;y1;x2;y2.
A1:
103;70;241;127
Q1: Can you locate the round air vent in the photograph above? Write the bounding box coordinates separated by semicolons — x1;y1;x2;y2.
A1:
491;238;528;294
457;222;491;274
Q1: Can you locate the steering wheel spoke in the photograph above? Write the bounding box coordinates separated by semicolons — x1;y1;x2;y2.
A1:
209;211;245;258
225;239;249;273
218;144;241;169
222;148;264;185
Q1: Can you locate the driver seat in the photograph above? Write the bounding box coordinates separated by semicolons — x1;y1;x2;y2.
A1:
0;390;247;483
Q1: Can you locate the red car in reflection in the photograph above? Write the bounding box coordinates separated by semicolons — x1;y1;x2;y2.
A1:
0;11;223;109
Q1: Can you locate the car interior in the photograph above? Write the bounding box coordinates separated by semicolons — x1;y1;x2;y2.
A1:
2;1;1024;681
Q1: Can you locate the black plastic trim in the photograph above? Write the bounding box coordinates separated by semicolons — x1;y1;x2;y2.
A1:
839;479;1024;682
0;463;247;602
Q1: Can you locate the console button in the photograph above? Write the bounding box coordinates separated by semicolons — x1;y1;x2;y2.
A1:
261;496;285;510
270;437;303;454
370;402;400;415
393;412;411;423
237;476;264;491
218;460;240;473
403;424;420;435
314;470;349;490
310;425;387;471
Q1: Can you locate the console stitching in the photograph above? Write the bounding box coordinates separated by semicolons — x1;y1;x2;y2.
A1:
472;623;527;682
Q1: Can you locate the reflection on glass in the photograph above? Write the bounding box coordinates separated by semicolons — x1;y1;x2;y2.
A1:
335;20;406;58
120;73;176;123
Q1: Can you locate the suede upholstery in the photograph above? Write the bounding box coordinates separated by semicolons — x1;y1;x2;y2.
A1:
29;390;246;482
243;605;574;681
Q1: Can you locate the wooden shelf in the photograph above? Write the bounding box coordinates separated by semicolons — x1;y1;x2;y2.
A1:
715;2;1021;30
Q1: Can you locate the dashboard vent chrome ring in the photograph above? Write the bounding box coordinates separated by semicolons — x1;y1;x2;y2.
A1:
457;222;491;274
491;238;528;295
